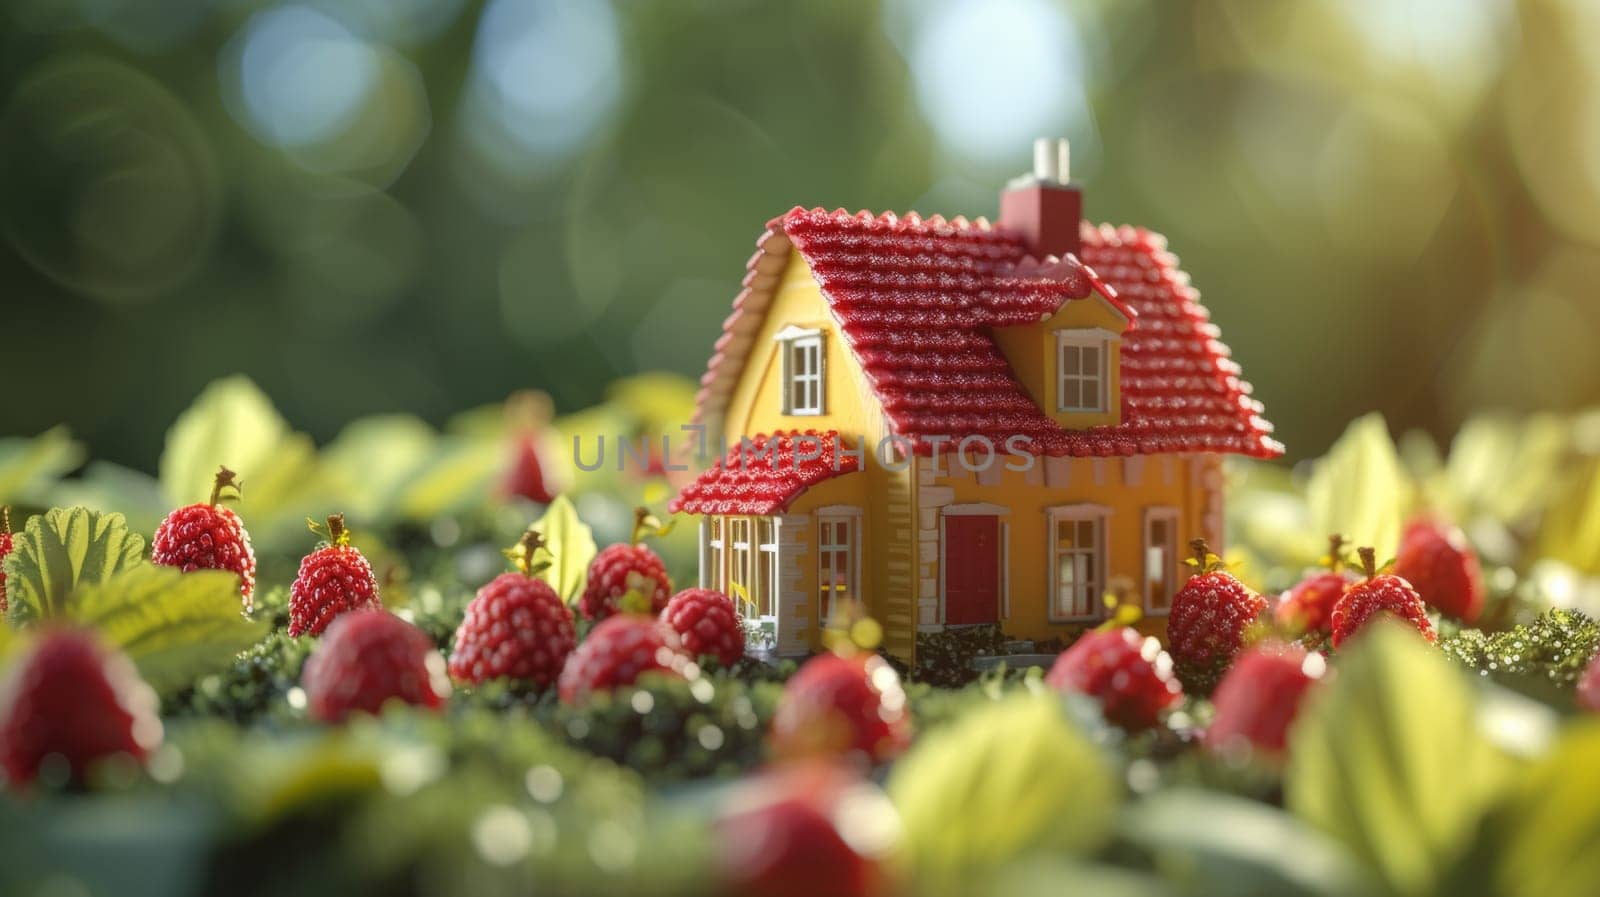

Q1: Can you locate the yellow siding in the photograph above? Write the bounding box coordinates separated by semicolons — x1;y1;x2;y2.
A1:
991;295;1129;429
918;453;1216;645
723;255;886;445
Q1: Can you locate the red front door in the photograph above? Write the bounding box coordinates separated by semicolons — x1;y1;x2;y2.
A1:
944;515;1000;625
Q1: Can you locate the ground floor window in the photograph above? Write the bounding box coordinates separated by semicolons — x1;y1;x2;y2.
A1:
817;513;857;623
1048;505;1108;621
702;515;779;619
704;517;725;592
757;518;778;618
1143;507;1180;615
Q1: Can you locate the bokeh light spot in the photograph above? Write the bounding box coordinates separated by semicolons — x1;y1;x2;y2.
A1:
230;6;379;148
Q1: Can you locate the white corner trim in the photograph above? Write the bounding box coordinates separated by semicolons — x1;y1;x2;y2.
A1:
941;502;1012;517
1044;502;1113;519
772;323;823;341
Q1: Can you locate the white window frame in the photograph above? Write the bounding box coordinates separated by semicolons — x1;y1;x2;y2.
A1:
1055;329;1112;413
815;506;861;624
1142;507;1181;616
703;516;726;593
729;516;755;614
756;517;779;620
1046;504;1111;622
777;325;825;416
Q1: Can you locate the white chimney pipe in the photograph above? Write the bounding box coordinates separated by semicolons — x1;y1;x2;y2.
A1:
1032;137;1070;184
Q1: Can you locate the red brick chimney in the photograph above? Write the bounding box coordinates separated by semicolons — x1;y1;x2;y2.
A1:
998;137;1081;259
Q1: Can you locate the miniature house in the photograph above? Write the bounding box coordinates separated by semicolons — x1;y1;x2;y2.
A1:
669;139;1281;663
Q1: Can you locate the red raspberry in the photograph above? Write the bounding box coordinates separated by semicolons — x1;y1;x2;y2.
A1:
0;506;14;613
289;514;382;637
557;614;685;705
1579;652;1600;714
1168;540;1267;694
714;763;892;897
662;588;745;666
1394;517;1485;623
449;572;576;688
503;434;556;504
770;653;911;765
151;467;257;609
579;543;672;620
1205;641;1326;758
1045;627;1182;731
1275;535;1353;637
302;610;448;723
0;628;162;786
1330;547;1436;649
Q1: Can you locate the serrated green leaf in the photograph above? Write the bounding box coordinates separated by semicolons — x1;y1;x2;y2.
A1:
889;692;1117;895
69;565;267;694
48;460;169;540
1287;623;1510;896
1305;413;1414;561
1119;789;1381;897
3;507;146;624
531;495;597;603
0;426;85;505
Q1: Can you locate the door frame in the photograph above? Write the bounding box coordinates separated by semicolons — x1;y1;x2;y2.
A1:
938;503;1010;626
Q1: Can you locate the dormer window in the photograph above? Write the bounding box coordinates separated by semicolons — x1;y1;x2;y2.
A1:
1056;329;1111;413
777;326;825;415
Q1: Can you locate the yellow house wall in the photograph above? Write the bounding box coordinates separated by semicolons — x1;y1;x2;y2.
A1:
991;295;1128;429
722;254;887;446
913;452;1221;646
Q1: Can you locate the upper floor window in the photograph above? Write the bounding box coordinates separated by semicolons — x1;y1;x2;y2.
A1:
778;326;825;415
1056;330;1110;413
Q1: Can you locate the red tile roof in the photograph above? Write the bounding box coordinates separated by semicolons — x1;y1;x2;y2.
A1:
690;207;1281;465
669;430;861;516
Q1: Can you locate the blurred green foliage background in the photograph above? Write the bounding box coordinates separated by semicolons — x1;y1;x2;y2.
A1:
4;0;1597;468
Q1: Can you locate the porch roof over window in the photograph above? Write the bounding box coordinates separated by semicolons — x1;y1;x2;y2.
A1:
669;429;860;516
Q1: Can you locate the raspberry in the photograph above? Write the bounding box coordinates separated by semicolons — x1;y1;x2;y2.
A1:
449;537;577;688
1330;547;1436;649
289;514;382;637
0;506;14;613
1205;641;1326;758
503;434;555;504
1045;627;1182;731
579;544;672;620
301;610;448;723
1275;535;1353;637
0;628;162;786
662;588;745;666
557;614;686;705
714;763;891;897
770;652;911;765
151;466;257;609
1394;517;1485;623
1579;652;1600;714
1168;540;1267;694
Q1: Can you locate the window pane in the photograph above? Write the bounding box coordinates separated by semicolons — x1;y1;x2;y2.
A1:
1081;345;1099;373
1063;345;1081;374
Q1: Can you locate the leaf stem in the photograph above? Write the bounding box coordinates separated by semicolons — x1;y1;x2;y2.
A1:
1358;546;1378;579
209;466;242;506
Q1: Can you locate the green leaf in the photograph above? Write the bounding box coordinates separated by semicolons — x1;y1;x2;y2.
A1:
49;460;169;540
0;426;85;505
1286;622;1510;896
531;495;597;603
1305;413;1414;560
1539;456;1600;576
160;376;328;553
3;507;146;624
70;565;267;694
160;375;291;506
322;414;439;523
1119;789;1382;897
889;692;1118;894
392;436;504;522
1465;721;1600;897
